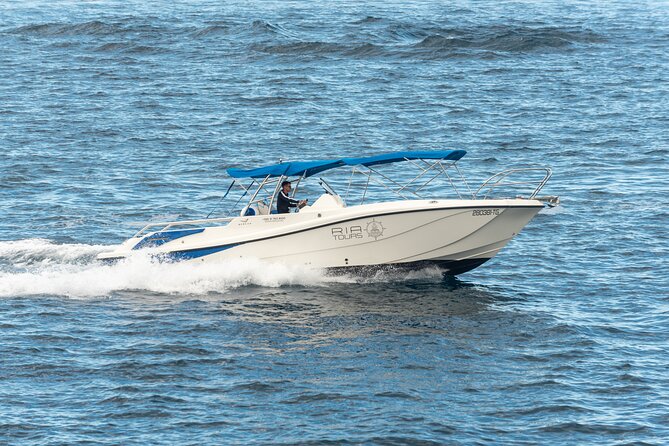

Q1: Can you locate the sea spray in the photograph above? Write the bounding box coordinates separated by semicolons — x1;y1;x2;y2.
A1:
0;239;326;297
0;239;447;298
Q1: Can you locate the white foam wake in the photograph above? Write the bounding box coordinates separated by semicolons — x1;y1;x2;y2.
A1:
0;238;106;266
0;239;445;298
0;239;332;298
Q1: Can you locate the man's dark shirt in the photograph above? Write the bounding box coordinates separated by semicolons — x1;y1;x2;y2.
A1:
277;190;300;214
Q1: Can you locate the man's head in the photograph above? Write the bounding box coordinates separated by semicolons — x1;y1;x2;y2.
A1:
281;180;291;193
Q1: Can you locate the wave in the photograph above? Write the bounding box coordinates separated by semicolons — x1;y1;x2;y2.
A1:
10;18;602;61
344;43;388;57
413;26;603;53
190;24;230;38
353;16;386;25
0;238;104;267
123;45;168;55
249;24;602;59
253;41;390;58
10;18;288;41
385;23;429;42
11;20;123;37
0;239;445;298
250;20;297;39
10;19;174;39
251;41;343;56
93;42;167;54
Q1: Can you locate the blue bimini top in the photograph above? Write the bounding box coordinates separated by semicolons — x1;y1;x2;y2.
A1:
226;149;466;179
227;159;345;179
341;150;466;167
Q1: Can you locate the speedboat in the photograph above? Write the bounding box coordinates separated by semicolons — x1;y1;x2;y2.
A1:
98;150;559;275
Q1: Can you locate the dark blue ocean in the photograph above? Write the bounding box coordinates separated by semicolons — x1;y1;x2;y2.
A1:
1;1;668;444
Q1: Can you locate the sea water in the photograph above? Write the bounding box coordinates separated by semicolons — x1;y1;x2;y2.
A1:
1;1;668;444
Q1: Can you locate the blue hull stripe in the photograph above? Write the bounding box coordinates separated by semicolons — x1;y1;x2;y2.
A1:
163;244;239;261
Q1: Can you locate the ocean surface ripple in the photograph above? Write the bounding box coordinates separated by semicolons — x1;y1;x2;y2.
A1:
1;1;668;444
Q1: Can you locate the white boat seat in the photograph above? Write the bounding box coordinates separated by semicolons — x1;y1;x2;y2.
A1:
241;200;271;216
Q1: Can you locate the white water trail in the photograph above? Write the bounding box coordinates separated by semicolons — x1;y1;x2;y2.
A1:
0;239;331;298
0;239;445;298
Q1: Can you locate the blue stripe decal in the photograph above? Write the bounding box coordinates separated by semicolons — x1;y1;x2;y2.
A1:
162;244;239;261
133;228;205;250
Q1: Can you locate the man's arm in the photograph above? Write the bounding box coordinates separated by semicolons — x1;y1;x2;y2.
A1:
280;190;301;207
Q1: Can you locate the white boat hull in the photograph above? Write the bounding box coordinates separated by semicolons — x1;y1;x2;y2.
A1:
99;198;544;275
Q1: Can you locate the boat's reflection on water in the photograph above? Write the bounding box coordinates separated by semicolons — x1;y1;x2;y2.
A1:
203;273;502;338
118;271;502;320
111;265;533;352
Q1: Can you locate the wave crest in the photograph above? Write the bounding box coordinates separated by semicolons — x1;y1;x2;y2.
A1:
12;20;124;37
414;26;603;53
248;24;602;60
10;20;173;39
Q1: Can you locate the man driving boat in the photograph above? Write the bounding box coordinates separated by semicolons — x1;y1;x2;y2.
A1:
277;181;307;214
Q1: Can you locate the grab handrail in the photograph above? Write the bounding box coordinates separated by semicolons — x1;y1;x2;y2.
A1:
475;167;552;200
132;216;233;238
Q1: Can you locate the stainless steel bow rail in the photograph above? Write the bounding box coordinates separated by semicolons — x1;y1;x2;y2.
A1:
475;167;559;206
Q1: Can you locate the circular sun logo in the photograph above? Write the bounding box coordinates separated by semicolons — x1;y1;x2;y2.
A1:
365;219;386;240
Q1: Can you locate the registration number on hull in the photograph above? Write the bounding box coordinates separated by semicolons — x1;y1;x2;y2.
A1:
472;209;501;217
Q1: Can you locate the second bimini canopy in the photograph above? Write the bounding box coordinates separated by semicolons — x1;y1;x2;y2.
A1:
226;149;466;179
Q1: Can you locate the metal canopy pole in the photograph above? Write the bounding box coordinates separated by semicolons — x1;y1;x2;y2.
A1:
268;175;284;211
